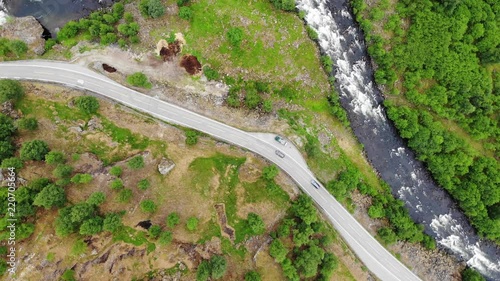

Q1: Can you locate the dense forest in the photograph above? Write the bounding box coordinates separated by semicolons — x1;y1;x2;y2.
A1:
351;0;500;241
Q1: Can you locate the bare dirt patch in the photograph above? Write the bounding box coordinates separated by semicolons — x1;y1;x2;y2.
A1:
214;203;236;241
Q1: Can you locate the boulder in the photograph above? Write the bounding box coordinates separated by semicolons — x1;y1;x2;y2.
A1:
0;16;46;55
157;157;175;175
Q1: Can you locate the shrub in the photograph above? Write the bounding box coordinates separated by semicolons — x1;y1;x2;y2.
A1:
244;88;262;109
140;199;157;213
126;72;152;89
124;12;134;23
61;269;76;281
378;227;397;244
17;117;38;131
197;260;211;281
70;173;93;184
20;140;49;161
45;151;65;165
262;165;279;181
44;38;57;52
1;157;23;169
166;212;180;228
74;96;100;114
461;267;485;281
185;130;199;145
209;255;227;279
53;164;73;179
262;100;273;113
158;231;173;245
87;192;105;206
186;217;199;231
110;166;123;177
0;79;24;103
8;40;28;57
0;141;15;162
245;271;261;281
306;26;318;41
148;225;162;238
320;55;334;74
247;213;265;235
138;178;150;190
128;155;145;169
79;216;103;235
178;7;193;21
203;66;220;81
227;27;244;47
0;114;16;139
177;0;190;6
139;0;165;18
33;184;66;209
117;188;133;203
103;213;122;233
110;179;124;190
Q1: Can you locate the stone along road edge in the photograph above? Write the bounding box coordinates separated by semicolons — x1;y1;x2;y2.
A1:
0;60;421;281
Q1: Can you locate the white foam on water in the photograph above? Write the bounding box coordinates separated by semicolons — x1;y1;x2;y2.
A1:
431;214;500;278
0;10;7;25
296;0;500;278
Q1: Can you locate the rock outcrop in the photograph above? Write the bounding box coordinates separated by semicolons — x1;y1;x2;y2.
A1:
158;157;175;175
0;16;45;55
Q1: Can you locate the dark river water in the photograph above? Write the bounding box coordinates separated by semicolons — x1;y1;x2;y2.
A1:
295;0;500;279
2;0;500;279
0;0;114;36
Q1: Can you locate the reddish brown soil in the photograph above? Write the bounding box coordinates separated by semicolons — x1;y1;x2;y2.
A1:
160;41;181;61
102;63;117;73
180;55;202;75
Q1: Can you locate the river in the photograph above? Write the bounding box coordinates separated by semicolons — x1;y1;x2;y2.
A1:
295;0;500;279
0;0;114;36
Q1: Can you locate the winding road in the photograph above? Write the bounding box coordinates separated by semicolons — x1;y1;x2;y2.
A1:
0;60;420;281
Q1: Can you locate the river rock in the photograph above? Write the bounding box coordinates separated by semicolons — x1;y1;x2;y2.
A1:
0;16;45;55
158;157;175;175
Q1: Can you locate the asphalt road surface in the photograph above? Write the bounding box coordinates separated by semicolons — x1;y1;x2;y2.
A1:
0;60;421;281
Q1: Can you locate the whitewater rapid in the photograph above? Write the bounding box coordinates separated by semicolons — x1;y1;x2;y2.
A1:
295;0;500;279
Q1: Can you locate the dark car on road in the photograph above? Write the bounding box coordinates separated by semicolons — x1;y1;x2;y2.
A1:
311;180;321;189
275;150;285;158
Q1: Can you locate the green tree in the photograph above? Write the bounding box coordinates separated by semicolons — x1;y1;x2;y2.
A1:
70;203;95;224
247;213;265;235
117;188;133;203
0;114;16;139
45;151;65;165
137;178;150;190
1;157;23;169
140;199;157;213
20;140;49;161
79;216;103;235
197;260;211;281
33;184;66;209
319;252;338;279
178;7;193;21
126;72;152;88
186;217;199;231
291;194;317;225
244;271;261;281
158;231;173;245
128;155;144;169
149;225;162;238
74;96;100;114
110;166;122;177
139;0;165;18
210;255;227;279
8;40;28;57
17;117;38;131
262;165;279;181
110;179;124;190
53;164;73;179
166;212;180;228
0;80;24;103
294;244;325;277
262;100;273;113
269;239;288;263
70;173;93;184
227;27;244;47
103;213;122;233
461;267;485;281
100;32;118;45
185;130;199;145
61;269;76;281
378;227;397;244
55;207;77;236
0;140;14;161
87;192;106;206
